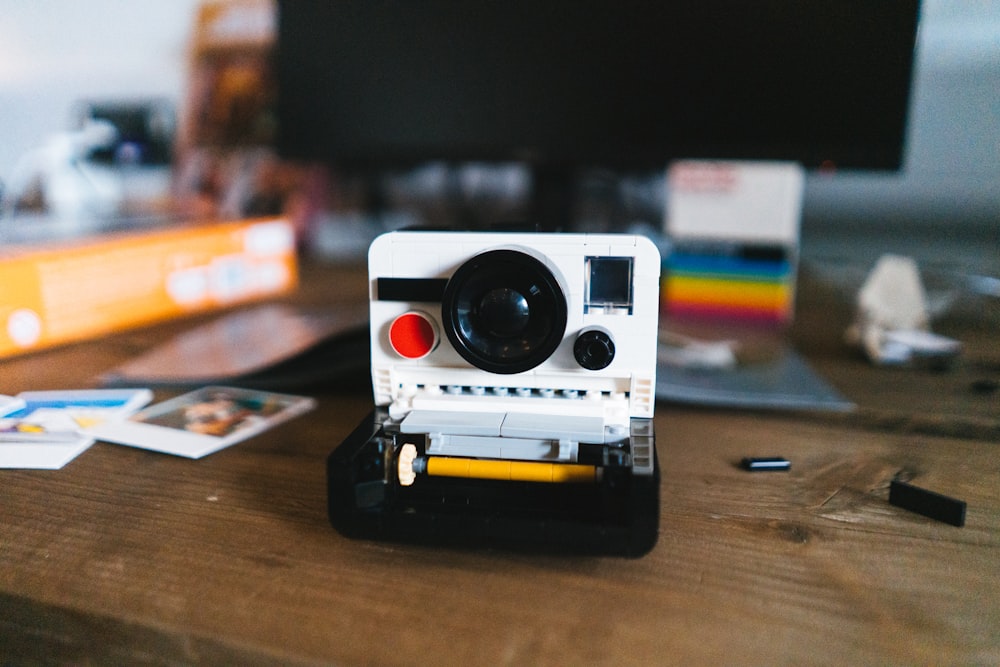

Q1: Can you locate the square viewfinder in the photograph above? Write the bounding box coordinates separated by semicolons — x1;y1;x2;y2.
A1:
584;256;633;314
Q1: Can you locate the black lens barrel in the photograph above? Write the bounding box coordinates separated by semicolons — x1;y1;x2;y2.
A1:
441;249;567;375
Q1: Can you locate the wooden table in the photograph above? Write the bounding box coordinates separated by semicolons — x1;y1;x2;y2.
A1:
2;259;998;665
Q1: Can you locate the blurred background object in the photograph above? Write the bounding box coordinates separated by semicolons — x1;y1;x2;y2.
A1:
1;99;176;222
0;0;995;270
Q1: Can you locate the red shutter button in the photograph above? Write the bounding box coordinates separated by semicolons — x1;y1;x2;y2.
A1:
389;311;439;359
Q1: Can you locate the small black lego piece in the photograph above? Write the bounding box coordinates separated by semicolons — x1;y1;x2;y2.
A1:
889;479;966;527
741;456;791;472
969;378;998;395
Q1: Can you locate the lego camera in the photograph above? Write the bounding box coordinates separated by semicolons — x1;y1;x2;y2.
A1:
328;230;661;555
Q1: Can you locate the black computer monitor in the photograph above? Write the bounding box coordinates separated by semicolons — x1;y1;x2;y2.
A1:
275;1;920;227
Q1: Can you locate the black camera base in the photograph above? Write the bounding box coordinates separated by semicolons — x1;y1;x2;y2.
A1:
327;409;660;557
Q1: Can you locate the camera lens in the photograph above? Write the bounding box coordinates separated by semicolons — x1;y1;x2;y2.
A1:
477;287;530;337
442;249;567;374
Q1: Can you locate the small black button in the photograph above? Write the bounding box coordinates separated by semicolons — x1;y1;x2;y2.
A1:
574;330;615;370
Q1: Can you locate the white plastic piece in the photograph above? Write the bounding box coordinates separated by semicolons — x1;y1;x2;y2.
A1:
406;390;630;426
846;254;961;365
425;433;579;462
400;410;505;437
883;329;962;362
657;331;738;369
499;412;605;442
367;231;660;420
397;443;418;487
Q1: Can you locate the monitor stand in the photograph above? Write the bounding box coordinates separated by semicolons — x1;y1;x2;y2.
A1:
529;164;576;232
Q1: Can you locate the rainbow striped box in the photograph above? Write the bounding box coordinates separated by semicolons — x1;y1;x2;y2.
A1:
662;161;803;327
664;242;794;325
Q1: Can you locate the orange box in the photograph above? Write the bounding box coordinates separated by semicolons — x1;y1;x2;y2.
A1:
0;217;297;358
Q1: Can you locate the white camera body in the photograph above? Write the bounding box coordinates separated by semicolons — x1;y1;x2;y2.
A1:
368;231;660;434
327;229;662;555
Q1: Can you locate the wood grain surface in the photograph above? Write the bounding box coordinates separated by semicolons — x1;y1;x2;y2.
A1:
2;259;998;665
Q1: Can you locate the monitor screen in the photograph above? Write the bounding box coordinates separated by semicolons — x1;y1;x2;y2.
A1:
275;1;920;172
